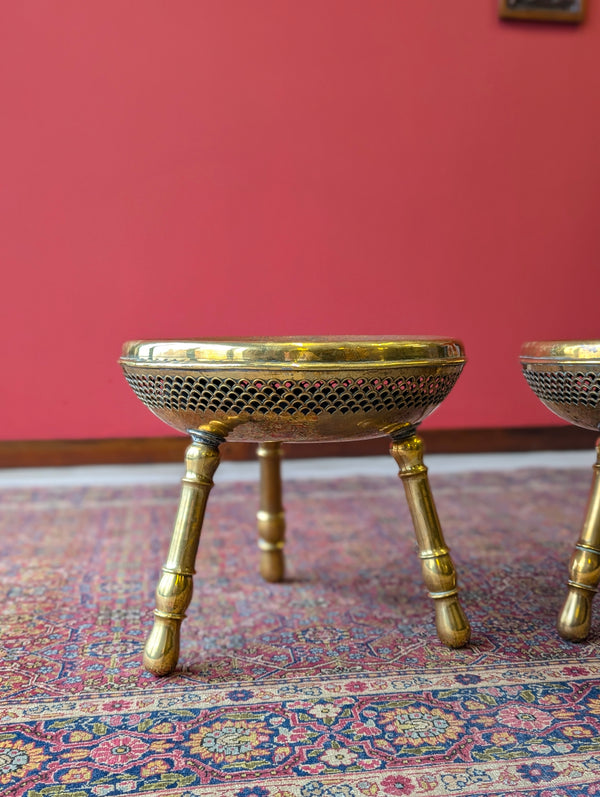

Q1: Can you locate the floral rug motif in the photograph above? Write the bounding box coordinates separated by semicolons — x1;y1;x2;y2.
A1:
2;464;600;795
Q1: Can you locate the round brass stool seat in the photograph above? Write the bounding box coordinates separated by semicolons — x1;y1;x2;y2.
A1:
521;341;600;642
120;337;466;442
121;337;471;674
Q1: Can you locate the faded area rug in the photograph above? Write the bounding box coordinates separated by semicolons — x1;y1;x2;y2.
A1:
2;465;600;796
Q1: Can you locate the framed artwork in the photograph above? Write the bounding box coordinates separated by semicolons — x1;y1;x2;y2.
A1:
499;0;586;22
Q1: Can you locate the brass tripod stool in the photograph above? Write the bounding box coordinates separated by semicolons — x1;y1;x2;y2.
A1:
521;341;600;642
120;337;471;675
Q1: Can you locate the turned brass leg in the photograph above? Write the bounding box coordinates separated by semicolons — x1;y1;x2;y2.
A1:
144;434;221;675
558;439;600;642
257;442;286;582
390;431;470;648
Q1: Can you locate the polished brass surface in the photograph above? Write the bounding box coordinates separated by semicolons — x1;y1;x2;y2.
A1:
143;439;220;676
122;337;469;674
391;433;471;648
257;442;286;583
557;440;600;641
521;340;600;641
120;337;465;443
520;340;600;432
122;337;465;366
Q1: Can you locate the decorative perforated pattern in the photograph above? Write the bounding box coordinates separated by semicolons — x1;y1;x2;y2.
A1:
122;368;462;418
523;369;600;408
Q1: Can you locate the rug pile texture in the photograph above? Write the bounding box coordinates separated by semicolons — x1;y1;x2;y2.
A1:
2;465;600;796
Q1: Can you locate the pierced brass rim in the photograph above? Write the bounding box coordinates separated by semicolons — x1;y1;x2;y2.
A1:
120;337;465;370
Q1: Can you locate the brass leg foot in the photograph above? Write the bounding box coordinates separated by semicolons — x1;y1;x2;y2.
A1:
391;431;471;648
257;442;285;582
558;439;600;642
144;434;221;675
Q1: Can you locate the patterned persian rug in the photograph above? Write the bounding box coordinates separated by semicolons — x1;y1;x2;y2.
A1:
2;465;600;796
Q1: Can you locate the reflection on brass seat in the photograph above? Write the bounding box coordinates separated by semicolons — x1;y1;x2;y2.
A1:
521;341;600;642
121;337;471;675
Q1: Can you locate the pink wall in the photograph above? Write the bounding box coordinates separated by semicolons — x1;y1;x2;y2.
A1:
2;2;600;440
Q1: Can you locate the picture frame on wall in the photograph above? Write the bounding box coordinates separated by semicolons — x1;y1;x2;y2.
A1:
499;0;586;22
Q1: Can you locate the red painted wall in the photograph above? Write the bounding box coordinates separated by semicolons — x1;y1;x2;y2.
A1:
2;2;599;440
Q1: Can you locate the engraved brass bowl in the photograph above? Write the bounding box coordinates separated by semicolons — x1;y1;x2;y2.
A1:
120;337;465;443
520;341;600;431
